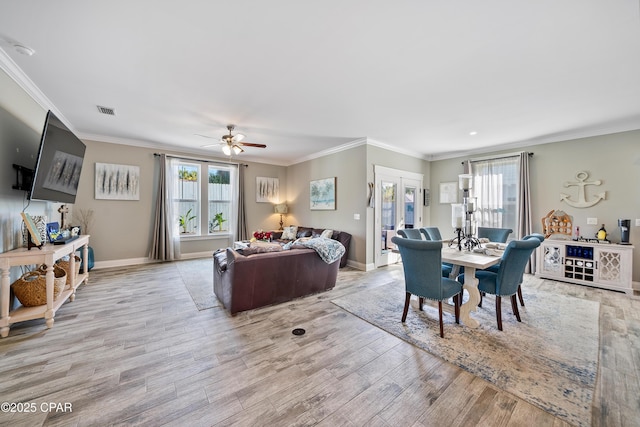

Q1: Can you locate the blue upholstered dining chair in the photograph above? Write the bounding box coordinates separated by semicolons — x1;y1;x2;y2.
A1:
478;227;513;243
391;236;463;338
420;227;443;241
484;233;545;306
420;226;456;278
457;238;541;331
397;228;423;240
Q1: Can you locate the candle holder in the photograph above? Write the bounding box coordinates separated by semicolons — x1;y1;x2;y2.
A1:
449;174;481;251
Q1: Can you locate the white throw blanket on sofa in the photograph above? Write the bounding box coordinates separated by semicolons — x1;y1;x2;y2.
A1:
291;237;345;264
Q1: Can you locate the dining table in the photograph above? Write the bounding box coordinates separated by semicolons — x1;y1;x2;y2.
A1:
441;246;502;328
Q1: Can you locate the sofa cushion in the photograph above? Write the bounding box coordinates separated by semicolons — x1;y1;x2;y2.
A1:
321;229;334;239
239;241;283;255
296;227;313;238
281;225;298;240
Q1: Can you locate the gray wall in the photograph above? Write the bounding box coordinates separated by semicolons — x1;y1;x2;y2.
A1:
429;131;640;282
287;144;367;268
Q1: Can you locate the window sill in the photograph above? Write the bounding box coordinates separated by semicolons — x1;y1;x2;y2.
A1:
180;233;230;242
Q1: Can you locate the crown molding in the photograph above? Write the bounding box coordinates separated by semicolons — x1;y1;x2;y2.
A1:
288;137;368;165
0;47;77;132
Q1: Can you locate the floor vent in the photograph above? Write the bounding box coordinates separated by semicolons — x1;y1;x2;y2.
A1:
97;105;116;116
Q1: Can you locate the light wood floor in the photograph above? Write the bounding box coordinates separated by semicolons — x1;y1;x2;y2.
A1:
0;259;638;426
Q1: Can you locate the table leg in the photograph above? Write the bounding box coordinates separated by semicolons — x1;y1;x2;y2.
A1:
1;263;10;337
459;266;480;328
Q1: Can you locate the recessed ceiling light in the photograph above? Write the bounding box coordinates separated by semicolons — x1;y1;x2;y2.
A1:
469;131;478;136
13;44;35;56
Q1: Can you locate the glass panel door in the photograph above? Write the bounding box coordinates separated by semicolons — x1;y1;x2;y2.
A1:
374;166;423;268
380;180;397;257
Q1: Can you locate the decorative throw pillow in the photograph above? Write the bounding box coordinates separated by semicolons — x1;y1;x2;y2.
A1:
321;229;334;239
281;225;298;240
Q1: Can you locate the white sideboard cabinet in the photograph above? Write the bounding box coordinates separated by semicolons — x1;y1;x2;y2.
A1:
0;235;90;337
536;239;634;294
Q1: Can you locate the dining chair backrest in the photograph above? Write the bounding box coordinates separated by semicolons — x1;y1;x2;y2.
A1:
523;233;545;243
478;227;513;243
495;238;541;296
397;228;423;240
420;227;443;241
391;237;447;300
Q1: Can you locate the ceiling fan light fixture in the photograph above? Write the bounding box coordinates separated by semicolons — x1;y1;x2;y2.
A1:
232;145;244;155
222;144;232;156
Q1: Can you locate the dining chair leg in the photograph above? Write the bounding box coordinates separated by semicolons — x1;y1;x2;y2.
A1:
438;301;444;338
419;297;424;311
402;292;411;322
511;294;521;322
453;294;460;324
478;291;483;308
517;285;525;306
495;296;503;331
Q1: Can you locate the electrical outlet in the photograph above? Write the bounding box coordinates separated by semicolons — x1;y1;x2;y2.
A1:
353;213;360;220
587;218;597;225
636;219;640;227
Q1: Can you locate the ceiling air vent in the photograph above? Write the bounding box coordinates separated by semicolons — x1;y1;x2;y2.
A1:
97;105;116;116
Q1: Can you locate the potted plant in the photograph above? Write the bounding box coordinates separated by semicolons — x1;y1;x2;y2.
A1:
210;212;226;231
179;208;196;233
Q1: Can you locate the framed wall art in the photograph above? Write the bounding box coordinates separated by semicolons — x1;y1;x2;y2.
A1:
256;177;279;203
439;181;458;204
310;177;336;210
95;163;140;200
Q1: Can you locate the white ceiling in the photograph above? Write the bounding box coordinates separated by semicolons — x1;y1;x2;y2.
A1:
1;1;639;165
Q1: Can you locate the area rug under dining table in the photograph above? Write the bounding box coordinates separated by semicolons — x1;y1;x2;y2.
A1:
331;275;599;427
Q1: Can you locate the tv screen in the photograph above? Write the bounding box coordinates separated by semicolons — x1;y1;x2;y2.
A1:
30;111;86;204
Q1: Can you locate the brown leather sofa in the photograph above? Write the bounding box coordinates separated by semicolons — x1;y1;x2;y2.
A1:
213;246;339;315
271;226;352;268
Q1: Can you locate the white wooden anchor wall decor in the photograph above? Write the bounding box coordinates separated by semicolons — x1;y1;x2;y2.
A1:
560;171;606;208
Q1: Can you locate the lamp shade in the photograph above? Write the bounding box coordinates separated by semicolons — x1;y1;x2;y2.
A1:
274;203;288;214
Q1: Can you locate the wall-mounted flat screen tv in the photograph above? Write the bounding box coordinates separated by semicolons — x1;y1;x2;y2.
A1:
30;110;86;204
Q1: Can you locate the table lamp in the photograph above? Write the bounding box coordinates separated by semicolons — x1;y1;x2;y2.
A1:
274;203;288;230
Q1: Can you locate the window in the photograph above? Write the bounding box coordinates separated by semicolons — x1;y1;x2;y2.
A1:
176;163;200;234
471;156;519;232
207;166;231;233
174;161;236;237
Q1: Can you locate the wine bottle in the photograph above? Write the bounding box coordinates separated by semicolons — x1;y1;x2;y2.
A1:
597;224;607;241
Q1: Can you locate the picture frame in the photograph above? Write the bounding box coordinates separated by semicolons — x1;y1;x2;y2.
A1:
439;181;458;204
21;212;43;248
310;177;336;210
256;177;279;203
95;163;140;200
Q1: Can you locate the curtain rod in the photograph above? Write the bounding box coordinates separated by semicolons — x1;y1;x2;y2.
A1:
153;153;248;167
461;151;533;164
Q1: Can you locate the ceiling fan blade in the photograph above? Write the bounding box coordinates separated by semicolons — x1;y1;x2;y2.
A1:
201;143;222;148
238;142;267;148
194;133;216;139
232;133;245;142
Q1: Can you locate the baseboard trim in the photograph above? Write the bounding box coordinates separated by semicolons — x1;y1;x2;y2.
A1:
93;252;212;270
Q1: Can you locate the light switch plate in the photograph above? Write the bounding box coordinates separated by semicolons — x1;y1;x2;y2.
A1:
636;219;640;226
587;218;597;225
353;213;360;220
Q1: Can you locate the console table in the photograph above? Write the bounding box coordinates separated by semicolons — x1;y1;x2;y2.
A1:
536;239;633;294
0;235;90;337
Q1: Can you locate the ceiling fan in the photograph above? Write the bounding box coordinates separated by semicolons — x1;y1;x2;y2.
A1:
199;124;266;155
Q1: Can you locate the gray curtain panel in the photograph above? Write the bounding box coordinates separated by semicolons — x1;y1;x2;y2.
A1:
149;154;180;261
517;152;534;273
236;164;248;241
